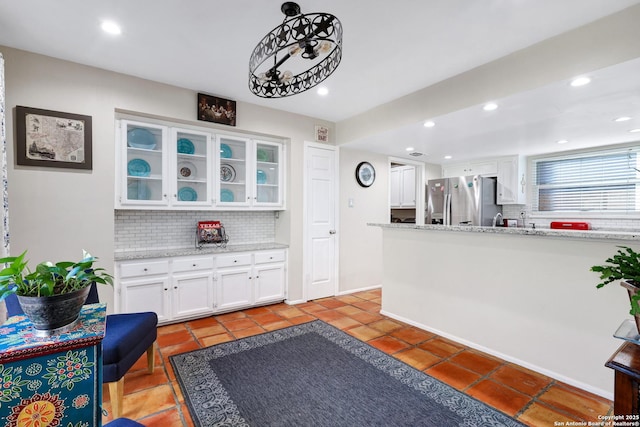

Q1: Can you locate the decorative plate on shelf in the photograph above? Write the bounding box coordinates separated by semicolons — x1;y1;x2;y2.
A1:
220;143;233;159
127;128;156;150
256;169;267;185
220;188;235;202
178;161;197;179
127;158;151;177
127;181;151;200
178;187;198;201
177;138;195;154
257;148;270;162
220;163;236;182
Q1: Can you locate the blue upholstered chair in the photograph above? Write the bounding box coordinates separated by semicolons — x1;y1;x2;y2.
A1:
104;418;145;427
4;283;158;419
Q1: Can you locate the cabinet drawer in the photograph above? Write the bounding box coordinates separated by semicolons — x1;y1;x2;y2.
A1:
217;253;252;268
119;260;169;278
254;250;286;264
173;256;214;273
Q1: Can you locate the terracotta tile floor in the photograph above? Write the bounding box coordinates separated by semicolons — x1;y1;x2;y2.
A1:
101;289;613;426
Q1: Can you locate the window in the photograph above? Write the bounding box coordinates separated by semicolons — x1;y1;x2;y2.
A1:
532;147;640;214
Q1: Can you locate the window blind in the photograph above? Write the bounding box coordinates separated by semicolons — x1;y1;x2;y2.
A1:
532;148;640;213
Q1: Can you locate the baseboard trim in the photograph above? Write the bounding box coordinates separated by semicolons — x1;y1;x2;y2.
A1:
337;284;381;296
380;309;613;401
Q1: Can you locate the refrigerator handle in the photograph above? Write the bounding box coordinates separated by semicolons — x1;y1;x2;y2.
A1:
444;193;451;225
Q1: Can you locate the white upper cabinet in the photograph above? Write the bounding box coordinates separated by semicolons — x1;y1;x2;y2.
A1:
390;165;416;208
217;135;251;207
116;117;285;210
172;128;213;206
497;155;527;205
118;120;169;207
254;140;283;207
442;160;498;178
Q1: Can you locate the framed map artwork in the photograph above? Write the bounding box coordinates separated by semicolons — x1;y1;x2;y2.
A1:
15;106;92;170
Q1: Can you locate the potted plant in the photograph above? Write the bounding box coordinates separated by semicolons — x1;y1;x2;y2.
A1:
591;246;640;332
0;250;113;334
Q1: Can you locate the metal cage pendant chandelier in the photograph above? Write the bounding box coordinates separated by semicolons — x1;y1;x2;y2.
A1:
249;2;343;98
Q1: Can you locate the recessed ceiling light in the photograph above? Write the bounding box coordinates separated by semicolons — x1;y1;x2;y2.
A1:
317;86;329;96
615;116;632;122
630;128;640;133
405;147;414;152
570;76;591;87
444;155;452;160
556;139;569;144
101;20;122;35
423;120;435;128
483;102;498;111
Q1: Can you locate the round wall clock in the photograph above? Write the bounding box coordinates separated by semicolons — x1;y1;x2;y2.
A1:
355;161;375;187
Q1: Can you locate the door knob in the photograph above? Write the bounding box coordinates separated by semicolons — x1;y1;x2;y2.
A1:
329;230;336;235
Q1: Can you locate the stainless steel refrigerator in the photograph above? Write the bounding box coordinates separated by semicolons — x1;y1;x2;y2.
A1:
426;175;502;226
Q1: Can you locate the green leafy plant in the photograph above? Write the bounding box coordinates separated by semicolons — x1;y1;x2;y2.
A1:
0;250;113;300
591;246;640;315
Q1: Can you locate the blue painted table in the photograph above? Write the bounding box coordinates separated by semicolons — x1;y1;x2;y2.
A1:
0;303;106;426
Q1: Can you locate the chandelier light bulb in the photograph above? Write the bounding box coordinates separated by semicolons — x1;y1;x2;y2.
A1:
281;70;294;84
318;41;332;54
288;44;302;57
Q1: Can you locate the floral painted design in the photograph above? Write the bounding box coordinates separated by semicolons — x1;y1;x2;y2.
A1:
71;394;89;409
27;380;43;391
6;391;65;427
43;350;93;391
0;364;29;406
26;363;43;376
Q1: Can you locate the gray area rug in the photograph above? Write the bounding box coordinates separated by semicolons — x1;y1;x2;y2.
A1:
170;320;524;427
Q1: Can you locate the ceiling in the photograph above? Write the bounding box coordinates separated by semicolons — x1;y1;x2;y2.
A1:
1;0;639;163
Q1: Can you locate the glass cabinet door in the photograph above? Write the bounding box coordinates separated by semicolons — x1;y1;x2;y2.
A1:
254;141;282;206
121;120;167;205
217;135;250;206
173;128;212;206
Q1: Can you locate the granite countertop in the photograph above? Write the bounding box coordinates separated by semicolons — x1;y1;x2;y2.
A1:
115;242;289;261
369;223;640;241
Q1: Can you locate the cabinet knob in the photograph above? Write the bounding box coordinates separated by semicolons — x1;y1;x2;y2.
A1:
174;286;178;289
192;264;197;267
234;260;237;263
164;288;168;291
143;268;148;272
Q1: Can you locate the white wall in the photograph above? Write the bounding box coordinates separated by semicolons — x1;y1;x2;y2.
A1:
380;227;635;398
338;148;389;292
2;45;334;308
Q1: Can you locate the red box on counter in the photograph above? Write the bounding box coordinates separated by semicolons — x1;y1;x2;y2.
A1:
550;221;591;230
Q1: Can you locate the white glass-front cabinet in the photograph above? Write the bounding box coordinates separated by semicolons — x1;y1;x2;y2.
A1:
117;117;285;210
216;136;284;208
254;140;283;207
172;128;213;207
217;135;251;206
119;120;168;207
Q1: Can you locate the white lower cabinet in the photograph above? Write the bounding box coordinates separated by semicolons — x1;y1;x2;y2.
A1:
254;251;286;305
213;250;287;312
171;255;215;320
117;249;287;324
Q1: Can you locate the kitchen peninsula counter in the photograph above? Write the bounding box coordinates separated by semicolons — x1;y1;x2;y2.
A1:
371;223;640;400
115;242;289;261
370;222;640;241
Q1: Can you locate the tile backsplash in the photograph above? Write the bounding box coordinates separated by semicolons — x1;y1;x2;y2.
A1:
115;210;276;251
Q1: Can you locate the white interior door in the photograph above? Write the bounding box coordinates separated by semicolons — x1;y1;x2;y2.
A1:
304;143;338;301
